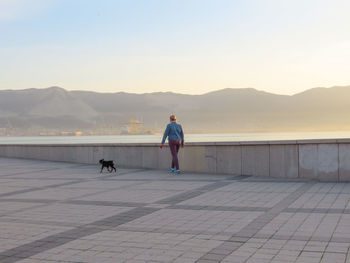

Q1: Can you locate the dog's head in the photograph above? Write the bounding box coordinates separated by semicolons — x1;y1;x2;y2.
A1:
99;159;104;164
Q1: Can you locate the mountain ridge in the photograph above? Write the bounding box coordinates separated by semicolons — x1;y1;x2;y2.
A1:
1;85;350;134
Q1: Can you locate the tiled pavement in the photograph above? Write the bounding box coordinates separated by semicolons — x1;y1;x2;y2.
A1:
0;158;350;262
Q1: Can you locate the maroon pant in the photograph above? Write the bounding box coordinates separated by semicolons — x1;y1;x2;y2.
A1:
169;140;181;170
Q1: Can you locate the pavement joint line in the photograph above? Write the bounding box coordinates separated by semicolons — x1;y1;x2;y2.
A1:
61;188;115;201
156;180;238;205
0;182;127;217
0;197;269;212
10;197;349;214
168;204;269;212
284;207;350;214
196;182;316;262
102;168;148;177
6;216;330;240
0;168;62;178
2;175;245;183
0;179;87;198
241;178;313;183
62;199;147;207
0;202;54;218
0;177;76;180
0;168;146;181
0;206;161;263
0;217;80;227
5;177;227;182
0;198;58;203
101;178;231;182
0;185;151;218
0;190;140;218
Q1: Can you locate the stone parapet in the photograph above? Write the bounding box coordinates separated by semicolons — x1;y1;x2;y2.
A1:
1;139;350;181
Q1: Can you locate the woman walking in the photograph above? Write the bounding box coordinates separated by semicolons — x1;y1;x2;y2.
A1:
160;115;184;174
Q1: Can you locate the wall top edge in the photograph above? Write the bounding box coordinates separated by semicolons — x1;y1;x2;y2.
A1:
1;138;350;147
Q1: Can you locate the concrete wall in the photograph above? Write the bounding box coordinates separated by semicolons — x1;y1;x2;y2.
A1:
1;139;350;181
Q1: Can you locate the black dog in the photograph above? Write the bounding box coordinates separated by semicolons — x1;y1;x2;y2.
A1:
99;159;117;173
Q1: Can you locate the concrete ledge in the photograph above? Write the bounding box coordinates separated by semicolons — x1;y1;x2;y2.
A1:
1;137;349;147
1;138;350;181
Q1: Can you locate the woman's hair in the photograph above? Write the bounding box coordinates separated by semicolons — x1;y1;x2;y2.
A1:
170;115;177;121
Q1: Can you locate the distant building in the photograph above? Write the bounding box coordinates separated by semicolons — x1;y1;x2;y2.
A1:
59;131;83;136
121;118;144;135
0;128;6;136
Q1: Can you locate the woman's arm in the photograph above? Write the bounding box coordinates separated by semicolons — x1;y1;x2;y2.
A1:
161;124;170;145
180;125;184;146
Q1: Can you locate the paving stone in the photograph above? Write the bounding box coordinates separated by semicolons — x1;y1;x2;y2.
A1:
1;158;350;263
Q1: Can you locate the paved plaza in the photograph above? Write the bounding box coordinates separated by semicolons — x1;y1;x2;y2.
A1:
0;158;350;262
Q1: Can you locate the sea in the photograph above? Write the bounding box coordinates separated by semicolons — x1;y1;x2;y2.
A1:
1;131;350;144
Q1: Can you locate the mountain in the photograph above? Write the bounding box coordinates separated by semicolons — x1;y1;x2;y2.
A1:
1;85;350;134
0;87;97;131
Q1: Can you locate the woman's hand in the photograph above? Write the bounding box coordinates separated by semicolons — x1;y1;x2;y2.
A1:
160;144;164;149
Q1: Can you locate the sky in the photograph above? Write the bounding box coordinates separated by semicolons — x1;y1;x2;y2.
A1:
1;0;350;95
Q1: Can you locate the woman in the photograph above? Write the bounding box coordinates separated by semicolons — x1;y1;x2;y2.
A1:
160;115;184;174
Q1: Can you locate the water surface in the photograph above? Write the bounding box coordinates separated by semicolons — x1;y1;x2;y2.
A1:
1;131;350;144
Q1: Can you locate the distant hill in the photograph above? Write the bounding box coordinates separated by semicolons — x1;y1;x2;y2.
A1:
1;85;350;134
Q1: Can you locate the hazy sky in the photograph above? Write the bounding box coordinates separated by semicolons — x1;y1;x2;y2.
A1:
1;0;350;95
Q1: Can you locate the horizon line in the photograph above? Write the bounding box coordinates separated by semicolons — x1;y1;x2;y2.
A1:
1;84;350;97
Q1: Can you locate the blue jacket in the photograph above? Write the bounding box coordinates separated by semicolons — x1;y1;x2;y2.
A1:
161;122;184;145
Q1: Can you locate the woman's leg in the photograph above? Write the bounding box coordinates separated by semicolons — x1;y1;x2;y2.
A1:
169;140;179;170
175;141;180;169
